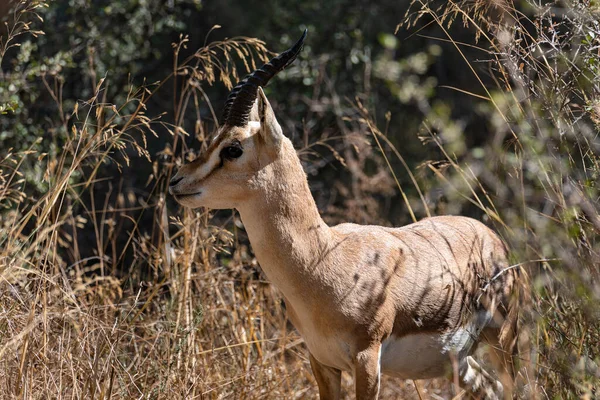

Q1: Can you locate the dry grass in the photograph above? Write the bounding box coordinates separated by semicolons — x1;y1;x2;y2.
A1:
1;0;599;399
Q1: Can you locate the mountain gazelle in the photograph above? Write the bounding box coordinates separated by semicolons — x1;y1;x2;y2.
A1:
170;30;521;399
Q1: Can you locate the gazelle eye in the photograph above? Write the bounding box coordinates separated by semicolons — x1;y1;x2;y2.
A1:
221;144;243;160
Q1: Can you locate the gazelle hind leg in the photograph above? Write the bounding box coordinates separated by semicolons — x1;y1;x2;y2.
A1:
482;327;515;398
460;356;504;400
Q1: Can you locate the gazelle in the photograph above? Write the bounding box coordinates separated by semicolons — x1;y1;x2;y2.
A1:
169;30;521;399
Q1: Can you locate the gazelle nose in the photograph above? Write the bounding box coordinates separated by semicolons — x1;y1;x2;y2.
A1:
169;176;183;187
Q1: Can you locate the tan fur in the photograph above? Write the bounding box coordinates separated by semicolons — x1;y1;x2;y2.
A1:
170;88;519;399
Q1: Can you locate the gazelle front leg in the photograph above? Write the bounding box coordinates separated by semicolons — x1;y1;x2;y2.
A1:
354;344;382;400
309;353;342;400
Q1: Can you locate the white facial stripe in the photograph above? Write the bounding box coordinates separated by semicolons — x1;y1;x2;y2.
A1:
193;125;254;182
196;146;223;180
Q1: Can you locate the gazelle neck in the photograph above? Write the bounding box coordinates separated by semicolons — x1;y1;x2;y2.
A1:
236;140;333;295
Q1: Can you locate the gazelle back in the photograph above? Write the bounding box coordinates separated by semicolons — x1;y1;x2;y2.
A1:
169;31;521;400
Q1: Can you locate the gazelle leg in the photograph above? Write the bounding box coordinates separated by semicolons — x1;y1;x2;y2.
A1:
482;327;516;398
353;345;382;400
460;356;504;400
309;353;342;400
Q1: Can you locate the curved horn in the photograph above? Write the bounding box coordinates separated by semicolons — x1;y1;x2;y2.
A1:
222;29;307;127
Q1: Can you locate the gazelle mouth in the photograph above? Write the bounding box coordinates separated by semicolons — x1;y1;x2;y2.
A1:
173;191;202;200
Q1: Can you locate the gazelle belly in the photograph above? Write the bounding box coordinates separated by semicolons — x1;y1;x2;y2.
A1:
380;332;458;378
381;311;492;379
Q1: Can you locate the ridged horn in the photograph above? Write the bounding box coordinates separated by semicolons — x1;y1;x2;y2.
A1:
222;29;307;127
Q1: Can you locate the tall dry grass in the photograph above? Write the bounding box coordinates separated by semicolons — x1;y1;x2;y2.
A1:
1;0;599;399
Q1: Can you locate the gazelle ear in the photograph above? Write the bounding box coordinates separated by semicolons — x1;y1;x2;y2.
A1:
256;87;283;148
249;95;260;123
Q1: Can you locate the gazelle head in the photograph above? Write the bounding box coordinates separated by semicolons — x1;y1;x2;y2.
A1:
169;31;307;209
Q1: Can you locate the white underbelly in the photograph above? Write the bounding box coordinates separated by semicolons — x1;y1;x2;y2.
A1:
380;332;455;378
381;311;492;379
